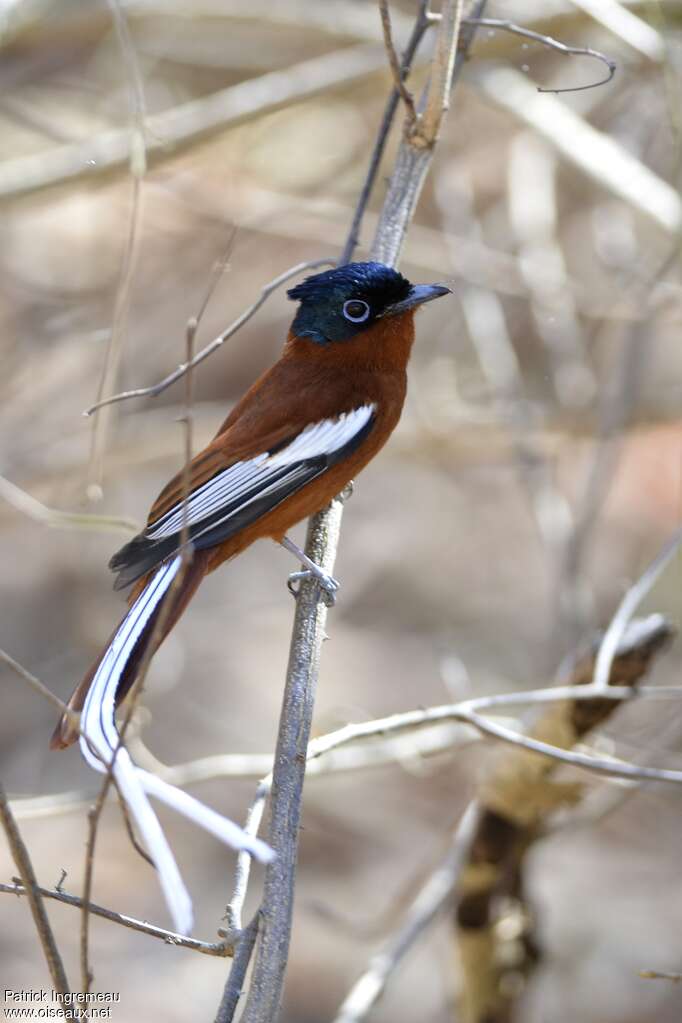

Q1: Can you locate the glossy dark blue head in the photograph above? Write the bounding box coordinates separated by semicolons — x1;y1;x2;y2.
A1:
288;261;450;345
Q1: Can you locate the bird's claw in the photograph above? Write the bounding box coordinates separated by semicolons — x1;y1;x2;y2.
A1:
287;569;340;607
339;480;354;504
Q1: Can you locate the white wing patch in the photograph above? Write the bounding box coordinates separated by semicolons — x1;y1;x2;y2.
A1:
146;404;375;541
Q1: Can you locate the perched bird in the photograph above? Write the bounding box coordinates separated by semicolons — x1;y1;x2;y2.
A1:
49;261;449;933
51;260;450;751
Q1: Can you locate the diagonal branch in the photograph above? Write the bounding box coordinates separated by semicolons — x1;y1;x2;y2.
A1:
0;882;232;957
84;258;335;416
0;787;70;998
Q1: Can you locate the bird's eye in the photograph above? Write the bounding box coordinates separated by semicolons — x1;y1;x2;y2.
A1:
343;299;370;323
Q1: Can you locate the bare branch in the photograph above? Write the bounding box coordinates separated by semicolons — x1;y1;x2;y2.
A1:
454;612;674;1022
417;0;463;145
0;46;389;200
463;17;616;94
214;915;260;1023
235;8;484;1019
341;1;432;264
0;475;139;536
473;64;682;233
378;0;417;124
87;0;147;499
592;526;682;691
0;882;232;957
0;648;79;726
331;613;674;1023
0;787;70;999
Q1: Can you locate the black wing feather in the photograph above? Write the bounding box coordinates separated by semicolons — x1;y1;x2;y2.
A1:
109;416;374;590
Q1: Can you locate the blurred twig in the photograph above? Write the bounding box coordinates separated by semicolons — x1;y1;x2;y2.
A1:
0;648;79;726
331;803;481;1023
10;723;478;823
572;0;664;61
81;242;207;989
0;787;71;999
0;474;139;536
87;0;147;499
473;64;682;233
592;526;682;691
85;258;334;415
0;45;388;200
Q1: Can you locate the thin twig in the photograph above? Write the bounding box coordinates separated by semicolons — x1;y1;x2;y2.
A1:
84;258;335;416
379;0;417;124
87;0;147;498
0;475;139;536
462;17;616;94
340;0;432;264
0;648;79;725
0;787;71;999
592;526;682;690
214;915;260;1023
0;882;232;957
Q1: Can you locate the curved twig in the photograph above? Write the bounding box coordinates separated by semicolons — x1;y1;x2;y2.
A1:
84;258;335;416
464;16;616;94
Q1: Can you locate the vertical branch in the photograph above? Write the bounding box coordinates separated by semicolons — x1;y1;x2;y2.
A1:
238;4;473;1021
87;0;146;498
340;0;432;265
0;783;70;999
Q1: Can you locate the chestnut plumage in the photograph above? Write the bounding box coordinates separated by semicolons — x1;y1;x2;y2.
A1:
50;261;450;750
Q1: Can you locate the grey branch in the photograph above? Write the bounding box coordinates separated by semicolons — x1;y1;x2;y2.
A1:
84;258;335;415
0;882;232;957
0;787;71;998
236;4;474;1021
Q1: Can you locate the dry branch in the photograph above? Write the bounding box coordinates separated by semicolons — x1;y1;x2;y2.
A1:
233;4;472;1021
473;64;682;233
330;615;674;1023
0;787;70;999
0;45;388;200
454;615;674;1023
0;882;232;957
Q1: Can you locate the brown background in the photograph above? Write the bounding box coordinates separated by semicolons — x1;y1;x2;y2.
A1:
2;2;682;1021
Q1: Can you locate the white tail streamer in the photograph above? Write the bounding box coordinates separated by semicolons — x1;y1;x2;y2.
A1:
79;556;274;935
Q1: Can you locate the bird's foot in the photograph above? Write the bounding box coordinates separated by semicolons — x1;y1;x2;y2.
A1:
339;479;354;504
287;569;340;607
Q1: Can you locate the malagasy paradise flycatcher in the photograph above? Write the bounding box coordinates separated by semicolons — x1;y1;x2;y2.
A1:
50;261;451;933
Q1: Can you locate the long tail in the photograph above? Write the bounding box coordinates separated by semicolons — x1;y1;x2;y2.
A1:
50;551;209;750
50;552;274;934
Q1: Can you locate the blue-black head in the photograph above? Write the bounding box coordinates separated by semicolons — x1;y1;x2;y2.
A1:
287;261;450;345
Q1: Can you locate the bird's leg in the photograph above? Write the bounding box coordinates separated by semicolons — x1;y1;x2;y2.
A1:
280;535;340;607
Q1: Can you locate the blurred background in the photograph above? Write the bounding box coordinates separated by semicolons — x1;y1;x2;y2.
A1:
2;1;682;1020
